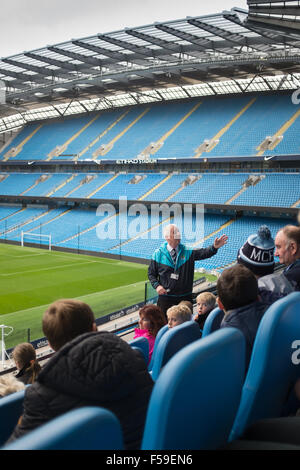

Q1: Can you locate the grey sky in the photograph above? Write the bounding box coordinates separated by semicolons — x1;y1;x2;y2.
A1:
0;0;247;57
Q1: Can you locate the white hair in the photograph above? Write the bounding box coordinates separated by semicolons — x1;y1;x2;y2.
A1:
0;374;25;398
163;224;181;240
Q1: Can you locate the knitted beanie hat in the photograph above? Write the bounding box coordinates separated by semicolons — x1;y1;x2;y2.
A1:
237;225;275;276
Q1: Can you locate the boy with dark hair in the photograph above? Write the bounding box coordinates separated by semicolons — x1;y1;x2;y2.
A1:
42;298;97;351
218;264;271;370
8;299;153;450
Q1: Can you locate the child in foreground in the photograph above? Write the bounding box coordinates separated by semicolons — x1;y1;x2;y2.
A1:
8;298;154;450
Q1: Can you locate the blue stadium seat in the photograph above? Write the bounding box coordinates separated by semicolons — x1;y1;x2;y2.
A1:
202;307;224;337
1;406;123;450
148;324;169;372
3;95;300;162
229;292;300;441
129;336;149;364
141;328;245;450
0;389;25;445
150;321;201;381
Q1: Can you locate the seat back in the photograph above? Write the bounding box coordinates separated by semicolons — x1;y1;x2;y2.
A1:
142;328;245;450
148;324;169;371
2;406;123;450
0;389;25;445
129;336;149;363
202;307;224;337
150;321;201;381
230;292;300;441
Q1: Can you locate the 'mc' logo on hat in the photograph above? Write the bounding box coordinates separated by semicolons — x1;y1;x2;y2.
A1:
250;247;274;264
237;225;275;276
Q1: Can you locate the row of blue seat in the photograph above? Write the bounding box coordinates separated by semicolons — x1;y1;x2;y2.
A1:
0;203;293;272
0;172;299;208
1;291;300;449
2;94;300;160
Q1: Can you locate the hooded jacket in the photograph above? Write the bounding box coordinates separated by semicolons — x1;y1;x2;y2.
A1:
220;300;269;372
8;331;154;450
258;271;294;304
284;259;300;291
148;241;217;298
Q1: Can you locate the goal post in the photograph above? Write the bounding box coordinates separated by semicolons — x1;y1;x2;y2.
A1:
21;231;52;251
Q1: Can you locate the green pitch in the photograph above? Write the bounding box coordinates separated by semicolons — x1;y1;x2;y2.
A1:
0;243;148;348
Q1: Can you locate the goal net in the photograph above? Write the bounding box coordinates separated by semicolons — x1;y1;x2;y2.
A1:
21;231;52;251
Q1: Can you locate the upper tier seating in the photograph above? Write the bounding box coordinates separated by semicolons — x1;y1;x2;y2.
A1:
0;123;41;160
56;110;124;160
154;95;251;159
2;93;300;161
101;101;198;160
209;94;300;158
5;116;94;161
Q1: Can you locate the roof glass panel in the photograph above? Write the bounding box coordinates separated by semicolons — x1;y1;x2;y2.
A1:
1;72;300;133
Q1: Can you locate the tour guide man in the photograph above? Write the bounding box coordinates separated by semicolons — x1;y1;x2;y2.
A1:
148;224;228;315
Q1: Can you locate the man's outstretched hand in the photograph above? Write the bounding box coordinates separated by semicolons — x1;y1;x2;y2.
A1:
213;234;228;249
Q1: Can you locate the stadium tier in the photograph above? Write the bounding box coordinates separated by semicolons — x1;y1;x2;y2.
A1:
0;172;299;208
2;6;300;453
1;93;300;161
88;173;167;200
0;173;43;195
0;201;295;272
0;204;23;221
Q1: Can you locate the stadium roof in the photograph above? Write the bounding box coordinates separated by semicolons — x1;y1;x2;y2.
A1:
1;4;300;132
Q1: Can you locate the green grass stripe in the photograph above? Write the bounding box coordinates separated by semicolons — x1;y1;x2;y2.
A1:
1;281;146;349
0;244;148;314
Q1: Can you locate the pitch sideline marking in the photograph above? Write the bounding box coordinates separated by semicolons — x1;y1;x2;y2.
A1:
0;248;144;267
0;260;100;277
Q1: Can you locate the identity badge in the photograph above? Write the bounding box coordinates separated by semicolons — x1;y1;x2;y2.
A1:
170;273;179;280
